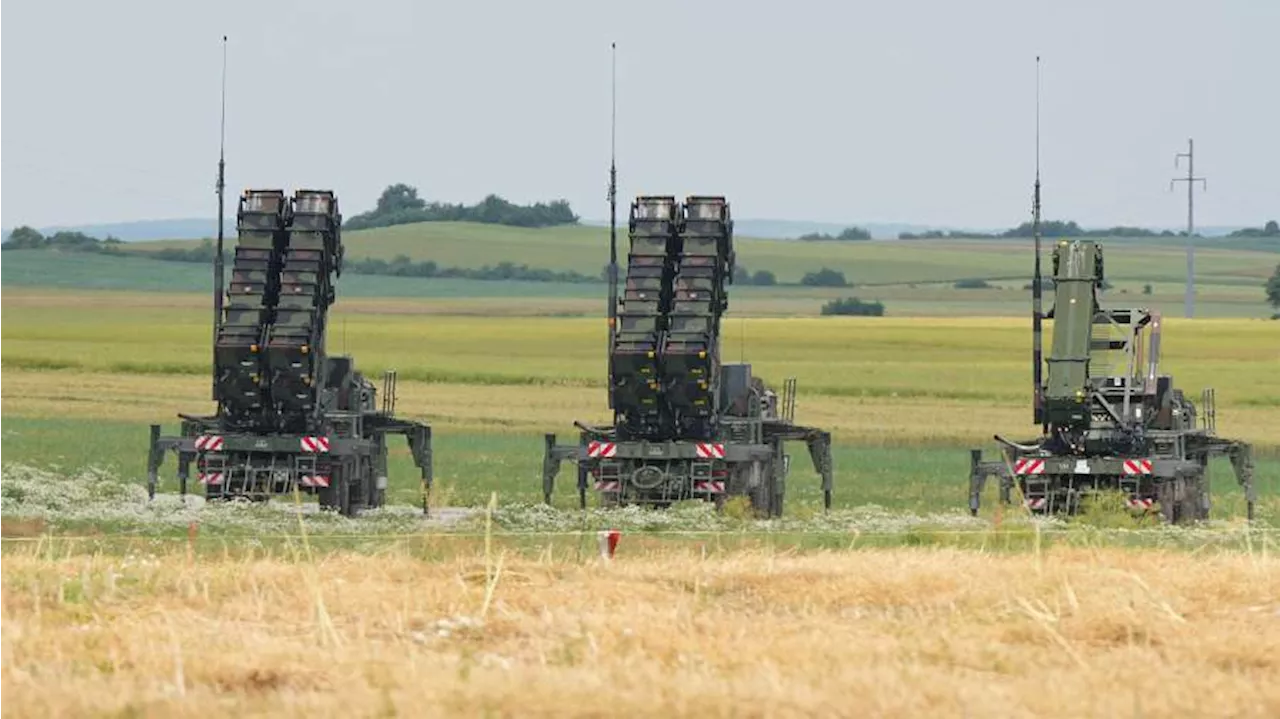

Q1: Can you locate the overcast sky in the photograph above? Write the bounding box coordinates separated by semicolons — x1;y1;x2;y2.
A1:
3;0;1276;229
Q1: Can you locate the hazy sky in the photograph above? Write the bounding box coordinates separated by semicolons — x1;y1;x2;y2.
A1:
3;0;1277;229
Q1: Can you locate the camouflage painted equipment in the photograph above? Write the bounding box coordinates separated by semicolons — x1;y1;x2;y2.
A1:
968;238;1255;523
148;190;432;517
544;194;832;517
611;196;679;437
214;189;288;431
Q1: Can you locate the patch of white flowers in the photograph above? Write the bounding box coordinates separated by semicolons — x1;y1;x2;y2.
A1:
1;463;1267;549
0;464;455;536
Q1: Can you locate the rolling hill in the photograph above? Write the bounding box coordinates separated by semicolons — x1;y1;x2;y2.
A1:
120;220;1277;286
4;220;1276;318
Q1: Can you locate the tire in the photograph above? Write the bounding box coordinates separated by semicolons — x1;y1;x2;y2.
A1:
319;463;352;516
1177;472;1208;523
747;460;779;518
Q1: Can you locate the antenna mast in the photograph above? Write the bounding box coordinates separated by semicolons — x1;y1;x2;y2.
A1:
606;41;619;409
1172;138;1207;319
1031;56;1045;431
212;35;228;399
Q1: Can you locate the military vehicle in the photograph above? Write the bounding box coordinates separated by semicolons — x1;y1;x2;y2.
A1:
967;164;1254;523
541;191;834;516
147;189;432;516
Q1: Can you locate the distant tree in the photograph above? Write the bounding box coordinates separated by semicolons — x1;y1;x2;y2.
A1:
800;268;848;287
1142;283;1153;295
345;183;579;231
837;226;872;241
375;183;427;215
953;278;992;289
1228;220;1280;238
820;297;885;316
798;226;871;242
751;269;777;286
2;226;45;249
734;265;753;284
1267;264;1280;310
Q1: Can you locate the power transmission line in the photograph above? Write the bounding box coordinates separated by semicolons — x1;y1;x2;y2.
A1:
1171;138;1207;319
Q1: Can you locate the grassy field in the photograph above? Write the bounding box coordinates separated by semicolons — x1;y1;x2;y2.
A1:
3;542;1279;717
124;220;1279;286
4;258;1280;717
3;288;1277;528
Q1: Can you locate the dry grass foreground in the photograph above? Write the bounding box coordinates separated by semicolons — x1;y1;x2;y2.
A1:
3;545;1279;718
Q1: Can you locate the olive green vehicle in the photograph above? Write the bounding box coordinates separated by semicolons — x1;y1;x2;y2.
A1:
147;189;432;517
968;175;1254;523
541;188;833;517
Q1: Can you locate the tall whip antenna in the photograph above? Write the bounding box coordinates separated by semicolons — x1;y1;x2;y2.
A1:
212;35;228;399
1031;55;1046;431
606;41;619;409
1171;139;1207;319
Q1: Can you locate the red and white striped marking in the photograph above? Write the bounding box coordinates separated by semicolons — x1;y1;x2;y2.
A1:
597;529;620;560
695;442;726;459
1025;497;1047;510
300;436;330;453
194;435;224;452
198;472;224;486
693;480;726;494
1126;497;1155;510
299;475;330;488
594;480;621;492
587;441;617;458
1014;458;1046;475
1122;459;1153;476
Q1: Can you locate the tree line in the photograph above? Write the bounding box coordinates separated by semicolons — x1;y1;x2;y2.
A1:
343;184;579;231
896;220;1182;239
796;226;872;242
1;227;124;252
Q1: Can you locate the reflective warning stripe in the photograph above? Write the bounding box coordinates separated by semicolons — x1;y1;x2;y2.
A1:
1122;459;1153;475
587;441;617;458
695;443;726;459
300;436;331;453
693;480;726;494
194;435;224;452
1126;497;1155;509
1025;497;1047;510
594;480;621;492
1014;458;1045;475
198;472;224;486
299;475;330;488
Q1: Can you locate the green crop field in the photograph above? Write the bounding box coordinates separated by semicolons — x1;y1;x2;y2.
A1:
3;222;1279;530
125;220;1278;287
3;286;1278;531
5;217;1278;319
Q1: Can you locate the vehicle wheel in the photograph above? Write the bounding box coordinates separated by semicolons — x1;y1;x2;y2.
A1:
748;460;777;518
1178;472;1208;522
1157;477;1180;525
319;464;352;516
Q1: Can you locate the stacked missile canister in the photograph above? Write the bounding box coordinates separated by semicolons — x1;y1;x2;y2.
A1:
148;189;432;517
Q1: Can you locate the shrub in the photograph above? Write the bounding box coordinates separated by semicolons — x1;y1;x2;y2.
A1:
751;270;777;286
820;297;885;316
800;268;848;287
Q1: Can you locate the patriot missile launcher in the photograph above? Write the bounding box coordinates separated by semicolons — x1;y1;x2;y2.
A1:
147;189;432;517
967;177;1254;523
542;195;834;516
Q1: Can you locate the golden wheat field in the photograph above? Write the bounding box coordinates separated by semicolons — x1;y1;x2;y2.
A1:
4;288;1279;447
3;544;1279;718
